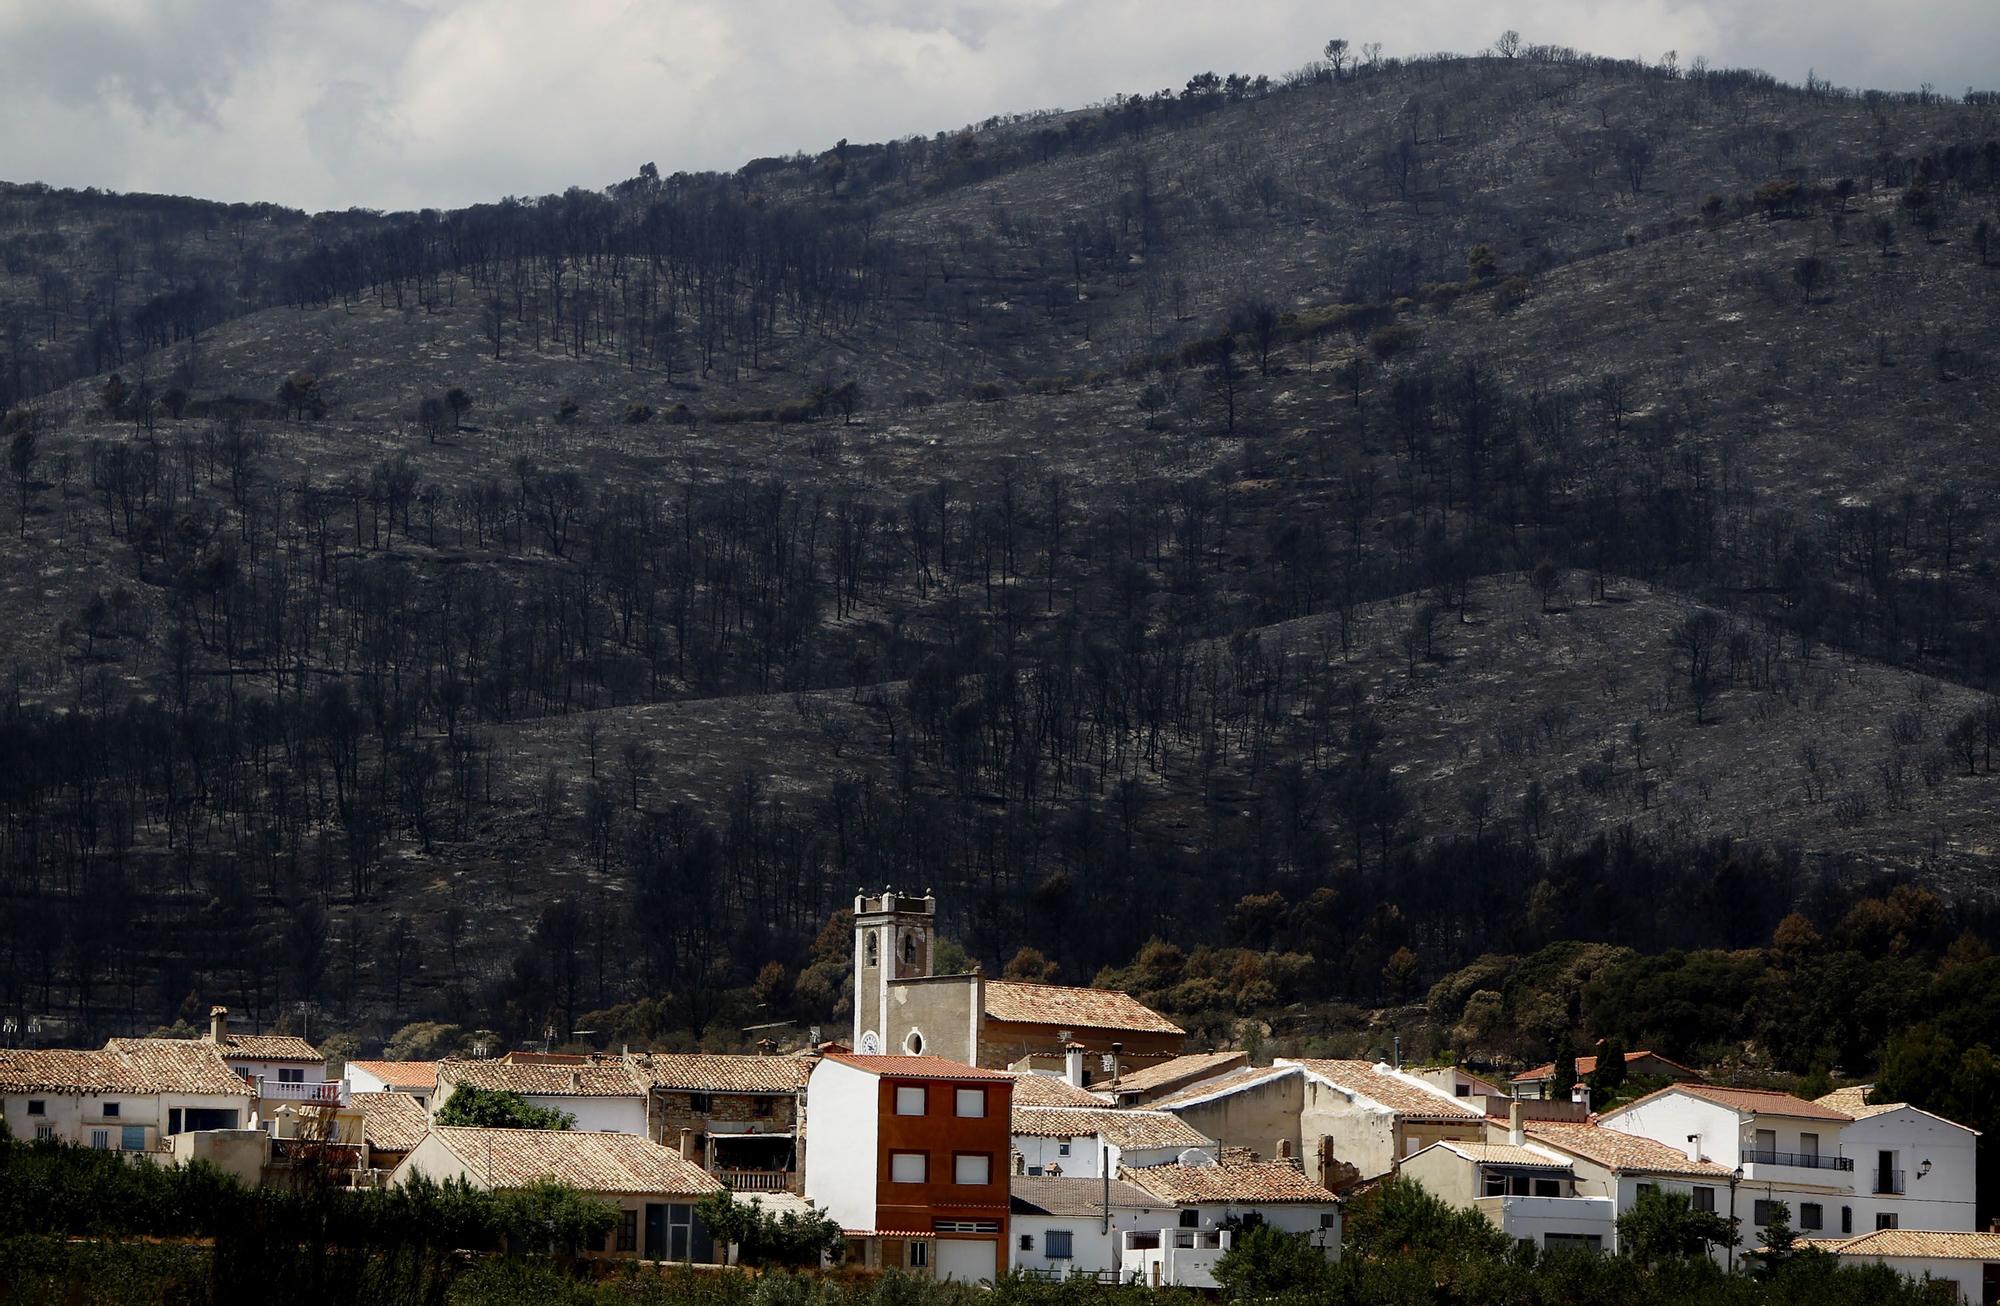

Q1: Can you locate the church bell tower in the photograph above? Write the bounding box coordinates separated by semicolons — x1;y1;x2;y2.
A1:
852;888;935;1053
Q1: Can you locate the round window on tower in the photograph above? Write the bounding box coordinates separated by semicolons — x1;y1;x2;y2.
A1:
904;1029;925;1055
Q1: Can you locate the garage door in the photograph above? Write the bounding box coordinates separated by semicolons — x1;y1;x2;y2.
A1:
935;1238;994;1284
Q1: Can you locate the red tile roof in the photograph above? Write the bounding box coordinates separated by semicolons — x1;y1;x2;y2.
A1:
102;1038;259;1097
0;1048;155;1095
1010;1106;1213;1149
217;1033;324;1061
437;1058;645;1097
981;981;1183;1035
1616;1082;1853;1122
1511;1050;1699;1084
353;1091;430;1153
346;1060;439;1090
1148;1064;1299;1110
422;1127;722;1196
1007;1073;1112;1107
1121;1155;1339;1205
1108;1051;1249;1100
1809;1230;2000;1259
1522;1122;1733;1178
820;1053;1017;1081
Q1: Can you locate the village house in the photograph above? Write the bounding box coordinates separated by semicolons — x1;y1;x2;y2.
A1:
804;1052;1015;1284
197;1007;335;1111
1598;1084;1869;1245
850;890;1183;1074
1510;1049;1703;1099
1816;1085;1980;1234
431;1054;649;1134
1407;1064;1510;1104
343;1060;438;1109
1401;1136;1614;1252
1801;1229;2000;1303
390;1125;725;1261
1116;1152;1342;1289
1009;1175;1177;1280
630;1052;811;1192
1511;1116;1737;1254
1148;1064;1306;1163
1010;1103;1214;1177
350;1090;431;1176
0;1042;254;1151
1281;1059;1488;1188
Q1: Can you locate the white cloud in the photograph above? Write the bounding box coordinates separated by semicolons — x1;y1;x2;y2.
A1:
0;0;1992;212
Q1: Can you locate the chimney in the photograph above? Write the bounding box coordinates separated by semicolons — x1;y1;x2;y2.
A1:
570;1069;583;1091
1508;1101;1525;1147
1013;1151;1027;1176
1685;1133;1702;1165
274;1106;298;1139
1065;1043;1087;1088
209;1005;229;1045
679;1128;696;1161
1110;1042;1124;1091
1570;1082;1591;1111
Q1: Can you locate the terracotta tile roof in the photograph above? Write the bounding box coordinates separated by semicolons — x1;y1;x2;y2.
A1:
1617;1082;1852;1122
1148;1064;1299;1110
1011;1175;1166;1217
1007;1073;1112;1107
1108;1051;1248;1099
437;1058;646;1097
636;1053;810;1094
1430;1141;1574;1170
1809;1229;2000;1260
1011;1106;1213;1150
0;1048;154;1095
102;1038;258;1097
218;1033;324;1061
353;1091;430;1153
424;1126;723;1196
820;1053;1017;1081
1512;1050;1698;1084
1522;1122;1733;1178
981;980;1183;1035
1284;1060;1483;1121
346;1060;439;1090
1121;1155;1339;1205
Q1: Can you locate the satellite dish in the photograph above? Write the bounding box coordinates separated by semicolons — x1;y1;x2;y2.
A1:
1179;1148;1219;1168
860;1030;882;1054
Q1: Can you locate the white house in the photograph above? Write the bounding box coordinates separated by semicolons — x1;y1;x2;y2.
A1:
1400;1138;1616;1253
1117;1152;1342;1288
344;1060;438;1109
1279;1059;1488;1188
1599;1083;1863;1244
199;1007;334;1109
1011;1105;1214;1177
1009;1175;1176;1279
432;1055;649;1134
0;1042;255;1152
1513;1118;1736;1256
1816;1086;1978;1234
1805;1229;2000;1303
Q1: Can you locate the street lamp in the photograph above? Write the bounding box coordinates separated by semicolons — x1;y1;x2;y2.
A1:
1919;1159;1933;1180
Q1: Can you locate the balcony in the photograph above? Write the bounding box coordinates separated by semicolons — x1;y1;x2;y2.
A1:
1475;1195;1616;1246
714;1169;795;1193
1873;1171;1907;1196
256;1078;342;1104
1743;1149;1854;1172
1121;1228;1234;1290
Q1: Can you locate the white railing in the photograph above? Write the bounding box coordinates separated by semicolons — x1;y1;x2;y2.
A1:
257;1078;342;1103
715;1169;795;1192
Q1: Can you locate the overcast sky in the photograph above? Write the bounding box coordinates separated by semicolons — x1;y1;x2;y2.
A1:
2;0;1994;214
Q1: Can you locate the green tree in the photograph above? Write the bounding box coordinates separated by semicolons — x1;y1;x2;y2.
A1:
695;1191;845;1269
1344;1176;1510;1258
1588;1036;1628;1101
1616;1187;1736;1266
1550;1035;1580;1100
1214;1222;1336;1297
435;1085;575;1130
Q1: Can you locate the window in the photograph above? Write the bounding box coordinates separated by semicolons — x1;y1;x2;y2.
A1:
1800;1203;1823;1231
908;1241;929;1269
168;1109;183;1135
954;1153;991;1186
955;1088;986;1118
1483;1174;1507;1198
1691;1187;1716;1213
890;1152;927;1184
279;1067;304;1084
1533;1178;1563;1197
617;1210;638;1252
1637;1182;1658;1198
688;1093;713;1113
753;1097;774;1117
903;933;918;965
1045;1230;1073;1260
33;1124;52;1142
1799;1132;1819;1161
26;1100;44;1116
1542;1234;1603;1253
90;1130;110;1150
1456;1084;1471;1096
1019;1234;1034;1251
1179;1209;1200;1228
866;934;879;968
1754;1128;1777;1159
895;1085;927;1116
120;1126;146;1152
1057;1142;1070;1157
1319;1213;1339;1230
1877;1213;1900;1230
101;1102;120;1118
1841;1206;1853;1234
904;1031;925;1055
1753;1201;1784;1226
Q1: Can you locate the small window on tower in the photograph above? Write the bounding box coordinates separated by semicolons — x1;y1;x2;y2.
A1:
903;933;918;965
866;935;879;968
